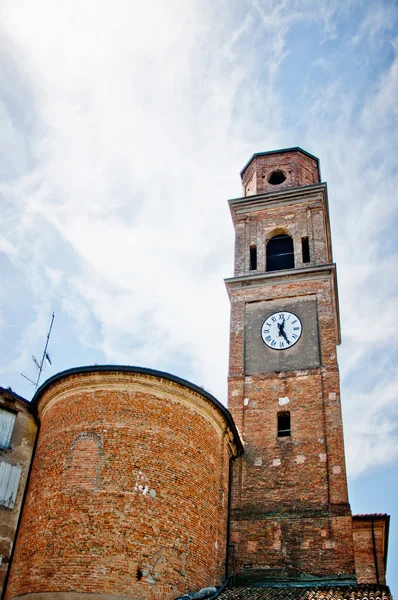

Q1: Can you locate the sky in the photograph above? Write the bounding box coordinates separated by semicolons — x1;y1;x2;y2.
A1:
0;0;397;592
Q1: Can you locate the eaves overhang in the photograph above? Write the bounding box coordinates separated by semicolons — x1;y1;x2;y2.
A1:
0;386;30;406
353;514;390;520
31;365;244;455
225;264;341;346
240;147;320;179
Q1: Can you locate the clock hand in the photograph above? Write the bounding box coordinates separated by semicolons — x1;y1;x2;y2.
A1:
277;316;285;336
277;318;290;344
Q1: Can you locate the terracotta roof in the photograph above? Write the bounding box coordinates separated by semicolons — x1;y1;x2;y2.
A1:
218;586;392;600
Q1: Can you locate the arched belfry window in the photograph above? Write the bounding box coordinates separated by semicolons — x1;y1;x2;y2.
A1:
266;234;294;272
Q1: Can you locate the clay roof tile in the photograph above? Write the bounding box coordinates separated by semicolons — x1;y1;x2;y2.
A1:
218;586;392;600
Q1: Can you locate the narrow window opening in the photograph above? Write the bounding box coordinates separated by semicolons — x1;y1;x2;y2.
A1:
302;236;310;263
278;412;291;437
250;245;257;270
266;234;294;272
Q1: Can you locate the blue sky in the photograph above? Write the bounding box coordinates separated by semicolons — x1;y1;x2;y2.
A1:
0;0;397;592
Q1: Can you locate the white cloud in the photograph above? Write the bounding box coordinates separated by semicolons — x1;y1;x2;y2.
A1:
300;36;398;476
0;0;397;471
344;381;398;476
0;0;257;401
352;2;397;47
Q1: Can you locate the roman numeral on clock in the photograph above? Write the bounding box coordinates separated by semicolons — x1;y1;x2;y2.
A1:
261;311;302;350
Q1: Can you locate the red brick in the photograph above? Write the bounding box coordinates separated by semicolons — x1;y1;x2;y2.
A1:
227;149;355;583
5;370;240;600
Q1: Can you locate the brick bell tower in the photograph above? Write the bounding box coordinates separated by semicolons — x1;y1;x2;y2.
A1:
226;148;356;585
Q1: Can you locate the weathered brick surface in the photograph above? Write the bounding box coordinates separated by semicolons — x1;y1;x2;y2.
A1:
353;516;389;585
241;150;319;197
231;185;332;278
5;371;240;600
227;151;355;583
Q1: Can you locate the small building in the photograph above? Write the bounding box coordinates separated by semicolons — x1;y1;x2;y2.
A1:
0;388;37;595
353;514;390;585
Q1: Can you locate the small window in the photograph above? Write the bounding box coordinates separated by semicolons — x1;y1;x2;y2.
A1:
266;234;294;272
250;245;257;270
302;237;310;263
0;409;17;449
278;413;291;437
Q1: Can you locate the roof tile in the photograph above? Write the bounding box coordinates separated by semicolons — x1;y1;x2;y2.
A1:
218;585;392;600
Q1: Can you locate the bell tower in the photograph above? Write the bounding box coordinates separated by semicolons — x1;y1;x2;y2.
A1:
226;148;356;585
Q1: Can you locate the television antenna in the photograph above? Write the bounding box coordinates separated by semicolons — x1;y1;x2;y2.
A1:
21;312;55;391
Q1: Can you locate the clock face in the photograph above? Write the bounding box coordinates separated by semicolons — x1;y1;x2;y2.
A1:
261;311;302;350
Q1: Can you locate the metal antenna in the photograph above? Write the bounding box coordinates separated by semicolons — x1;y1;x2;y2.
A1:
21;312;55;391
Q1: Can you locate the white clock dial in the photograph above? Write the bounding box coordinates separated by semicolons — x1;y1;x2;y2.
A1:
261;311;302;350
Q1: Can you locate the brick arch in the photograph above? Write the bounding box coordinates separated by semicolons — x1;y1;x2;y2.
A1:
266;226;293;241
66;431;104;491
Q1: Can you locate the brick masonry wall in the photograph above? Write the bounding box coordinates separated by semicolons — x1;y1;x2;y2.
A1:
227;275;355;582
227;149;355;582
241;150;319;197
232;187;332;277
353;517;388;585
5;371;239;600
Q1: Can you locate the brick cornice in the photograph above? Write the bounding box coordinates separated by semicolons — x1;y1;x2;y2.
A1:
33;367;243;457
229;182;327;213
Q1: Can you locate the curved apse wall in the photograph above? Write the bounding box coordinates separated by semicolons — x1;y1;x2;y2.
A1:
6;367;242;600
